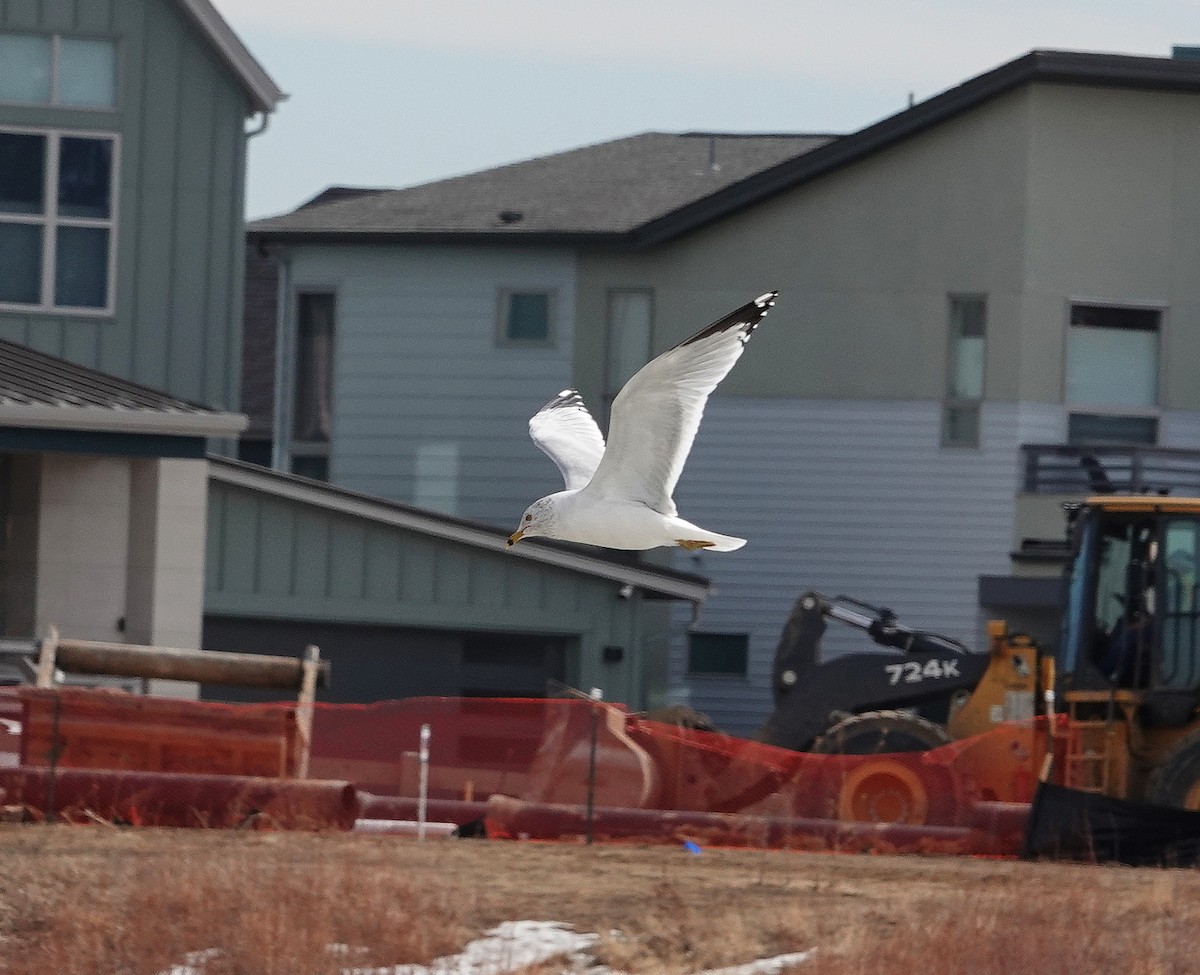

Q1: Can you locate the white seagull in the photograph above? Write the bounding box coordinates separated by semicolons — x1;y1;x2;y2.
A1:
507;291;777;553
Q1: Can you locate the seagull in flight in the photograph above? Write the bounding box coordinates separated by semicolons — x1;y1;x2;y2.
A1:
507;291;777;553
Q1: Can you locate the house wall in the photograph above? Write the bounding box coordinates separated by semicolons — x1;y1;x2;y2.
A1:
575;86;1034;409
204;477;666;706
1020;83;1200;409
0;0;249;412
0;454;208;694
276;244;578;527
575;81;1200;735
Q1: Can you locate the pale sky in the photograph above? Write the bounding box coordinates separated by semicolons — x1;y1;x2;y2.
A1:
210;1;1200;221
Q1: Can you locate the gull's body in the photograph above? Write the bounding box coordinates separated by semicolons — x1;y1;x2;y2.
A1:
508;292;777;553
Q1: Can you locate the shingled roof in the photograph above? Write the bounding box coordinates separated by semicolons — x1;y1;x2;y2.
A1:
0;341;246;438
250;49;1200;249
249;132;835;241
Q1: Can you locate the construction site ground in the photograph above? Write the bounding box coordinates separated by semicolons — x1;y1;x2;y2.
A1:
4;824;1200;972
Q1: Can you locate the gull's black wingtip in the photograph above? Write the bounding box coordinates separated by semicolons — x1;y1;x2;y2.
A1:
682;290;779;348
535;388;586;414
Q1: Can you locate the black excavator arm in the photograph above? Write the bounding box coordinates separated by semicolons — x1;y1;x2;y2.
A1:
755;590;989;752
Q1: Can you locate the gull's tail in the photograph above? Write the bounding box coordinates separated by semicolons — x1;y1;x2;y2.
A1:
670;519;746;552
702;532;747;552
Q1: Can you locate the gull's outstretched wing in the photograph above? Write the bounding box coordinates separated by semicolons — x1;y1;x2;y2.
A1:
528;389;607;491
585;292;777;514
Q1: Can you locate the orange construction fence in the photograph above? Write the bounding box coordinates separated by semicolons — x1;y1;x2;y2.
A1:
0;687;1049;853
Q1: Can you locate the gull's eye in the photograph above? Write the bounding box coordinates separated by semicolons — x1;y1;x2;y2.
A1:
524;514;532;522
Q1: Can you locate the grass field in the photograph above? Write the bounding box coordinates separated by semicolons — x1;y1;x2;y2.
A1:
2;825;1199;974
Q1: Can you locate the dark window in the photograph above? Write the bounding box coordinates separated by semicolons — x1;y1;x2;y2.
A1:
289;455;328;481
58;136;112;219
499;290;553;344
292;292;335;443
0;129;116;311
687;632;748;676
1068;413;1158;446
0;132;45;214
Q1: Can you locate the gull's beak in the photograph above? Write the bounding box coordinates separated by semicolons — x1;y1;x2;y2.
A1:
507;529;524;547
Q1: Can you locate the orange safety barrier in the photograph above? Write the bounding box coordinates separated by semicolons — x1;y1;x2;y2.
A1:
17;687;300;778
0;688;1052;852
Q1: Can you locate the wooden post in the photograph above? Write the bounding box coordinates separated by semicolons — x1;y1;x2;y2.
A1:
295;644;320;779
35;626;59;689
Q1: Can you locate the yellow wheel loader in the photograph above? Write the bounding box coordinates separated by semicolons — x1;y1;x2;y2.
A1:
757;494;1200;814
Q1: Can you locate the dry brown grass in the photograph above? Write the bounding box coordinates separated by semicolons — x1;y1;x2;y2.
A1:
2;826;1200;974
0;829;471;975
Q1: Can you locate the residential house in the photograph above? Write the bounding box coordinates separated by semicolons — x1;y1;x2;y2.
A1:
0;0;280;676
249;49;1200;736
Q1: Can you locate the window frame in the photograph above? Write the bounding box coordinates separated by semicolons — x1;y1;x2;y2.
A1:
1063;299;1166;446
0;31;120;111
686;631;750;678
0;124;120;316
287;288;338;482
495;287;557;347
941;292;987;448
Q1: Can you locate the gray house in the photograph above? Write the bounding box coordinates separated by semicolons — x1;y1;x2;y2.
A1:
249;49;1200;735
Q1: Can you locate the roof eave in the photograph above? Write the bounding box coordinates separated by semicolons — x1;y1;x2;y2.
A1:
174;0;286;115
207;458;712;602
631;50;1200;247
0;403;248;438
247;50;1200;248
245;227;635;248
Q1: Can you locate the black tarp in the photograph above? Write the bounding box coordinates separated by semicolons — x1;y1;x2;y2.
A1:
1023;781;1200;866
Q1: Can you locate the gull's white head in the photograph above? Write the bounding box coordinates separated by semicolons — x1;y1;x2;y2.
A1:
507;495;559;547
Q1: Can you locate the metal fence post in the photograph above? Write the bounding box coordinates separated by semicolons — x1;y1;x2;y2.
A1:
586;687;602;845
417;723;431;841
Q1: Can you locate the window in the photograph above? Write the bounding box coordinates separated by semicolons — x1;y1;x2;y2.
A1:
0;128;117;312
605;289;653;402
0;33;117;108
687;632;748;677
290;291;335;481
498;289;554;345
942;295;986;447
1066;303;1161;445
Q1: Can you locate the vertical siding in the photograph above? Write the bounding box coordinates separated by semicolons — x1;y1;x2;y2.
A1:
204;477;656;700
0;0;251;412
666;398;1062;738
284;245;578;527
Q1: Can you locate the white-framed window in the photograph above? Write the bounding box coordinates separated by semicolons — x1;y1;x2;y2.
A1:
605;288;653;404
0;33;118;109
942;294;987;447
0;126;119;314
1065;302;1162;445
496;288;555;346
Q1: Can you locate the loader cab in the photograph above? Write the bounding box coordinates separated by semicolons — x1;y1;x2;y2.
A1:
1059;498;1200;720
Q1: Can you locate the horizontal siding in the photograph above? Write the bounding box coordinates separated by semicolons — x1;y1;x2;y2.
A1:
666;398;1063;738
285;245;578;526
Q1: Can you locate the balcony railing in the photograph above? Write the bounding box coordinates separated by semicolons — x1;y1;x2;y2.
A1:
1021;444;1200;495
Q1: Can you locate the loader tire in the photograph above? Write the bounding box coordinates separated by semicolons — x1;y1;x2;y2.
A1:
1147;730;1200;810
810;710;952;755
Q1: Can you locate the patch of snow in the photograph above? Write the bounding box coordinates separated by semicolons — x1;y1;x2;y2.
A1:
350;921;599;975
153;920;814;975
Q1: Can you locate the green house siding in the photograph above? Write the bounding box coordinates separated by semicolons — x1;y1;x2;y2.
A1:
204;479;670;706
0;0;249;413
